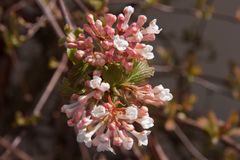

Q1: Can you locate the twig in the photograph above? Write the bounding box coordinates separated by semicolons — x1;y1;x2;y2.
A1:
26;16;47;40
79;144;91;160
33;54;68;116
0;134;23;158
1;0;67;158
176;117;240;153
132;143;144;160
33;0;66;117
73;0;90;13
153;64;236;100
192;76;231;97
153;65;174;73
6;0;29;13
35;0;64;37
109;1;240;25
58;0;75;28
221;136;240;152
0;137;32;160
173;124;208;160
149;134;169;160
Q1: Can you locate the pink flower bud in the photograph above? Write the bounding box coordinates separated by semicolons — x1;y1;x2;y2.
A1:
105;14;117;27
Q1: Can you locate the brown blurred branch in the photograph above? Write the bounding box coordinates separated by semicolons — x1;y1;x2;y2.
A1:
33;54;68;116
1;0;67;159
35;0;64;37
73;0;90;13
176;117;240;153
174;124;208;160
109;1;240;25
132;143;144;160
153;64;236;101
58;0;75;28
0;134;24;158
26;16;47;39
79;144;91;160
0;137;32;160
149;134;169;160
33;0;65;116
221;136;240;152
193;76;232;97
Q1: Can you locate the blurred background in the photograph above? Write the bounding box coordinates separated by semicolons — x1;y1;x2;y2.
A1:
1;0;240;159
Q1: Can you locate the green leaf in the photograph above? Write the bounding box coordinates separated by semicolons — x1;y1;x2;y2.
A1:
60;78;83;98
125;61;154;84
60;62;93;98
67;48;77;64
102;63;125;87
68;62;93;84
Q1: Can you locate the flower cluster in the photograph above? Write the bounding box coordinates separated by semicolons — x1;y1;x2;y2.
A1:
62;6;173;153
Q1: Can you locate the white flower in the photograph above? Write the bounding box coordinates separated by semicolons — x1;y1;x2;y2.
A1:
93;133;115;153
61;102;78;112
77;129;92;147
89;76;110;92
123;137;134;150
125;105;138;120
114;35;129;51
136;44;154;60
91;105;107;118
131;130;151;146
153;85;173;101
121;6;134;30
89;76;102;89
98;82;110;92
136;116;154;129
141;19;162;34
77;122;104;147
118;130;134;150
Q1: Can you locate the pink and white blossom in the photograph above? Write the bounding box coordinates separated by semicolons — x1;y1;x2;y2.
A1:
62;5;173;154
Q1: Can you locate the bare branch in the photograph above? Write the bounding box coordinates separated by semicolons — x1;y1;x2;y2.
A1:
0;134;23;158
73;0;90;13
221;136;240;152
33;54;68;116
109;0;240;25
35;0;64;37
176;117;240;153
149;134;169;160
1;0;67;158
26;16;47;39
58;0;75;28
174;124;208;160
0;137;32;160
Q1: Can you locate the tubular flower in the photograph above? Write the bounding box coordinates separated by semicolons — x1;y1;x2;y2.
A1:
61;6;173;153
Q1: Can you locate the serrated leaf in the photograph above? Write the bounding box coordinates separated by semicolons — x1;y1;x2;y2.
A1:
68;62;93;84
60;62;93;98
125;61;154;84
102;63;125;87
60;78;82;98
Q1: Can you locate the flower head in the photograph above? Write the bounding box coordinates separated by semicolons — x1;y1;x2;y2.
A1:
62;5;172;154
